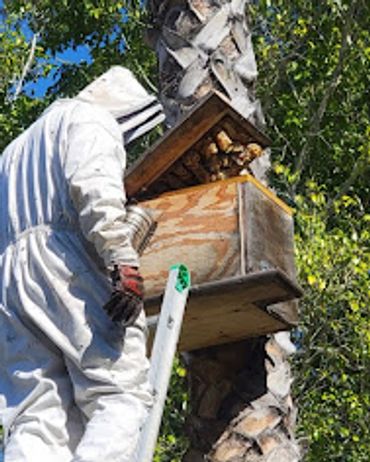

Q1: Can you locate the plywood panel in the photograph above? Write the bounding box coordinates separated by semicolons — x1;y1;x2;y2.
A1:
145;270;302;351
140;181;242;298
178;303;287;351
241;181;297;282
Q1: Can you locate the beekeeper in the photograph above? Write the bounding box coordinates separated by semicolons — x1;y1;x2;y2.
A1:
0;66;164;462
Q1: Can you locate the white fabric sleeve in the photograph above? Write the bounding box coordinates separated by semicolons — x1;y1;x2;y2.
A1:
63;109;140;269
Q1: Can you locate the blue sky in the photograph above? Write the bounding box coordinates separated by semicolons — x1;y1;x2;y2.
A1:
21;17;92;98
24;45;92;98
0;0;92;98
1;1;134;98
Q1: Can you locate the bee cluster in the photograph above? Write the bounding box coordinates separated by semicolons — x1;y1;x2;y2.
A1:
149;121;264;196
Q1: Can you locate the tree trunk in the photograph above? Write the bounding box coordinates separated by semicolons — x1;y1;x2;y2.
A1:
147;1;301;461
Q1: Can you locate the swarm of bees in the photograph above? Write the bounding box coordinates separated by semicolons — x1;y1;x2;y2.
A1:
150;124;264;195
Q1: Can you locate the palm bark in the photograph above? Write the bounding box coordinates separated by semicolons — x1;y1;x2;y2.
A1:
146;0;270;184
147;1;300;460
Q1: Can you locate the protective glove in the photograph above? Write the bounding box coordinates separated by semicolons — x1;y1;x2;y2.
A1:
103;265;144;327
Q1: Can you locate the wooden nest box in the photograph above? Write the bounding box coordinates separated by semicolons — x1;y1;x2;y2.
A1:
126;91;302;352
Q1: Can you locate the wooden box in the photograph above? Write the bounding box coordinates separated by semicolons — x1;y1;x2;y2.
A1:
125;91;301;351
139;175;301;352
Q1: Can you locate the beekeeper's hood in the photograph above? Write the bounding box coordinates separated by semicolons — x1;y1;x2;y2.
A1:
76;66;165;144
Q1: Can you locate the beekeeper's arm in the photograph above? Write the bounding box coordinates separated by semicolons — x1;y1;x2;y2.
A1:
63;104;143;325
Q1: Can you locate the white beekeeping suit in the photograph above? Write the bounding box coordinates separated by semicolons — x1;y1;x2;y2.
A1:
0;66;164;462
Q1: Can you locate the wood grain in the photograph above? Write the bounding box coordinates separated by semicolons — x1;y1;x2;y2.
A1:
139;177;301;347
240;182;297;282
178;302;287;351
140;181;242;298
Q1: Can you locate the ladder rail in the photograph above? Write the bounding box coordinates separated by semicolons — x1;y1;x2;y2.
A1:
135;265;190;462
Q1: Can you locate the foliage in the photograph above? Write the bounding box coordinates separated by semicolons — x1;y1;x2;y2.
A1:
0;7;46;148
154;357;189;462
293;189;369;461
249;0;369;208
0;0;157;153
0;1;369;461
248;1;370;460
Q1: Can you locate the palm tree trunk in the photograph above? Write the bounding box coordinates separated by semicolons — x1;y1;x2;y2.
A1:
147;1;301;460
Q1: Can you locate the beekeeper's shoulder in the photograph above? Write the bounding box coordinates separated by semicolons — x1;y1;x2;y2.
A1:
52;98;121;142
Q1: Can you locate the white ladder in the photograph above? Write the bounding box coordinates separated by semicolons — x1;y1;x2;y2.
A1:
135;264;190;462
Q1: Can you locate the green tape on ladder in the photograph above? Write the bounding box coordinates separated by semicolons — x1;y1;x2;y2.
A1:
170;264;191;293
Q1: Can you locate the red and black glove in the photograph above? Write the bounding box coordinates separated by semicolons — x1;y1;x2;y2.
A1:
103;265;144;327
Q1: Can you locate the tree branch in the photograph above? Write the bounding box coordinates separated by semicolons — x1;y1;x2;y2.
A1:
291;2;359;191
11;33;38;103
326;154;369;213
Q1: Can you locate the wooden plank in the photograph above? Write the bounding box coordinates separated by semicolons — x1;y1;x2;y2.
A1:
145;270;302;351
178;303;287;351
238;174;293;216
241;181;297;283
140;181;242;298
125;91;270;198
148;174;293;216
